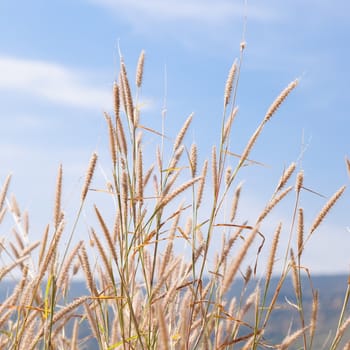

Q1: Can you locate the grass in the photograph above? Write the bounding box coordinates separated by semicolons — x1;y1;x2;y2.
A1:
0;45;349;349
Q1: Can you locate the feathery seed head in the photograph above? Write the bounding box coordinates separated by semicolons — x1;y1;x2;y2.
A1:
224;60;237;107
310;185;346;234
295;170;304;193
264;79;298;122
174;113;193;151
136;50;145;88
276;162;296;192
190;143;197;177
81;152;98;201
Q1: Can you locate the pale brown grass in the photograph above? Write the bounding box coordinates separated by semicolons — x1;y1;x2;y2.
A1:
0;49;347;350
309;185;346;234
81;152;98;201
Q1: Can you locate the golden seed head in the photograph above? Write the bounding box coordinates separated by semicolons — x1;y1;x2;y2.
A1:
225;166;232;186
174;113;193;151
266;222;282;284
136;50;145;88
113;81;120;121
264;79;298;122
295;170;304;193
190;143;197;177
81;152;98;201
276;162;296;192
196;160;208;210
223;106;239;142
230;181;243;222
224;60;237;107
297;208;304;258
310;185;346;234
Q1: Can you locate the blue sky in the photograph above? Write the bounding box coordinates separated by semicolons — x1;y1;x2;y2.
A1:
0;0;349;274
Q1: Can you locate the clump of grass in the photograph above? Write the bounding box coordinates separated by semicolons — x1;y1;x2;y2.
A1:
0;47;348;350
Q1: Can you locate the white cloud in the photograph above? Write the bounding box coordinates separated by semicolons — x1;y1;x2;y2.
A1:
89;0;277;23
1;114;54;132
0;56;111;109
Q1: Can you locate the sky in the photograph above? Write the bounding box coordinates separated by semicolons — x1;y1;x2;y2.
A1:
0;0;350;274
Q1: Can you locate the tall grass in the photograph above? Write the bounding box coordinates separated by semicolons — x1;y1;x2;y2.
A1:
0;47;349;350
